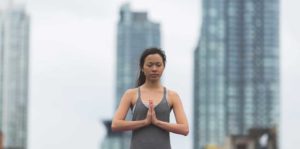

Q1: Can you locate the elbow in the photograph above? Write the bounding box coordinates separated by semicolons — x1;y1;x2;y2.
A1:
182;126;189;136
111;121;119;132
183;129;189;136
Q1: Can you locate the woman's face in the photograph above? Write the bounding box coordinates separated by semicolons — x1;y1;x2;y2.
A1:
143;54;165;81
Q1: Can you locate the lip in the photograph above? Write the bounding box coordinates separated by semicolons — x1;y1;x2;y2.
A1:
150;74;160;77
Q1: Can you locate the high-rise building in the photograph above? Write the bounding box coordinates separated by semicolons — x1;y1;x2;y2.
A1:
193;1;226;148
193;0;279;149
0;5;30;149
115;3;161;108
101;3;160;149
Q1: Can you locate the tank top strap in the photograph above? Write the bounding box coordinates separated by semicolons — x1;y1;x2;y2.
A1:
164;87;172;109
163;87;167;100
137;87;141;99
131;87;141;112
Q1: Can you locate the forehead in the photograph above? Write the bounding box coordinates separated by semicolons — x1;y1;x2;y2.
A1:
144;54;163;62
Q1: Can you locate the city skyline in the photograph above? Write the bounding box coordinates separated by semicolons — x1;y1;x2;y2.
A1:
15;0;300;149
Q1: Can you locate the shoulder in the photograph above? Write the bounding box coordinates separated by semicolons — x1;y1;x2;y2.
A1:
122;88;139;103
124;88;139;107
167;88;181;104
123;88;138;98
167;88;180;98
166;88;185;110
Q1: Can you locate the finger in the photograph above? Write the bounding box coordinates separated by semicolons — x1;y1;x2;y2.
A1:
149;100;153;112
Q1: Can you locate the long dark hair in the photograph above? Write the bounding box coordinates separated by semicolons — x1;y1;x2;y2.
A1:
136;48;166;87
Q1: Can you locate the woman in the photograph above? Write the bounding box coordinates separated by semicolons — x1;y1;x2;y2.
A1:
111;48;189;149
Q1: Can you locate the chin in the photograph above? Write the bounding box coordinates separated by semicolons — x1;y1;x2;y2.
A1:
149;78;160;82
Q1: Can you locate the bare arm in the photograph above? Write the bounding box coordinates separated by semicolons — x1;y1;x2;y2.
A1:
152;91;189;136
111;89;151;131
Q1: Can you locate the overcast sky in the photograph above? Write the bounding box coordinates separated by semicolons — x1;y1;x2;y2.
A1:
13;0;300;149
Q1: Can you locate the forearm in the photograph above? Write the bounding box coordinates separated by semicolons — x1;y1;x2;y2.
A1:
111;119;147;132
155;120;189;136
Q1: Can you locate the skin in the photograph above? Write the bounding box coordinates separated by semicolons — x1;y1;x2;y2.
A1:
111;53;189;136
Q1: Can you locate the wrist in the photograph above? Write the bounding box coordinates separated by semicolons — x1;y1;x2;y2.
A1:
143;119;149;126
153;119;160;126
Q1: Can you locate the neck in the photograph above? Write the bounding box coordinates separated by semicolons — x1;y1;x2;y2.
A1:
143;80;162;89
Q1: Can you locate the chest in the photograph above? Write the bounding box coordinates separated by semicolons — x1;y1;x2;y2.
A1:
139;90;165;105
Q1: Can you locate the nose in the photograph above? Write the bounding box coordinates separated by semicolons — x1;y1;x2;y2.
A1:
151;65;158;71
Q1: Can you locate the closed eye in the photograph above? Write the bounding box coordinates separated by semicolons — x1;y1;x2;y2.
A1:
147;62;162;67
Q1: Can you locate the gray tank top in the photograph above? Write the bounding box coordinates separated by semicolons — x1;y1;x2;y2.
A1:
130;87;172;149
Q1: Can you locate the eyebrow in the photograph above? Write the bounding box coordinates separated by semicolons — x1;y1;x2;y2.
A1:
147;62;162;64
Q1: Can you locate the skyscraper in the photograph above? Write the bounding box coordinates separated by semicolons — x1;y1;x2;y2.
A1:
116;3;160;108
101;3;160;149
0;5;30;149
193;0;279;149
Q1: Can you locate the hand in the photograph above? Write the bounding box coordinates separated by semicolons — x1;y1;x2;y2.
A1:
144;100;154;126
145;101;152;126
144;100;159;126
149;100;159;125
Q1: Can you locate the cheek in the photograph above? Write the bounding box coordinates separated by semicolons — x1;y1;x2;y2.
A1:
143;66;149;71
159;67;165;72
142;67;151;74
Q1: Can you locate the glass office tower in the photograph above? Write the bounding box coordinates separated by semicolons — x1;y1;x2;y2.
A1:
116;3;161;107
194;0;279;149
0;6;30;149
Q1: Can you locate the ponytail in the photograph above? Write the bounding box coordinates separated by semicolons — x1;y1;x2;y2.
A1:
136;70;146;87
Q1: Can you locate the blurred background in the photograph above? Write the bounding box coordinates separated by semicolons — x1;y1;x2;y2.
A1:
0;0;299;149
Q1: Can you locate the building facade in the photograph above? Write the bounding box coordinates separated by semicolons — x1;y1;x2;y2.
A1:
116;3;161;108
0;6;30;149
194;0;279;149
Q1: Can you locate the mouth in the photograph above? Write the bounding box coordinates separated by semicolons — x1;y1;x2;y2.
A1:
150;74;160;77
